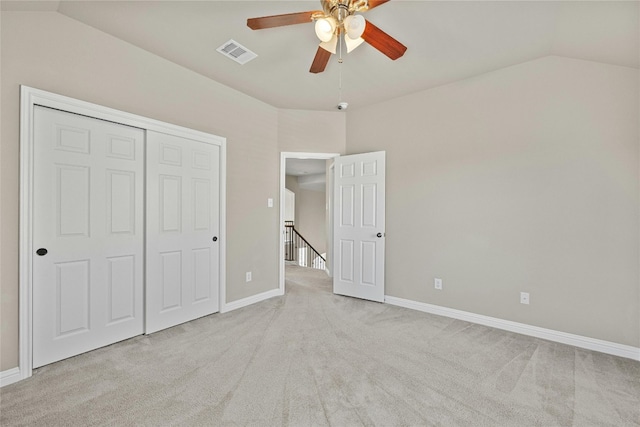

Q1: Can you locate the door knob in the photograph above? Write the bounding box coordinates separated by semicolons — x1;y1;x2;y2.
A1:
212;236;218;242
376;233;383;238
36;248;48;256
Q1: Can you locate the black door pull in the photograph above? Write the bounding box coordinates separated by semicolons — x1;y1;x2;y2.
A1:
212;236;218;242
36;248;48;256
376;233;383;238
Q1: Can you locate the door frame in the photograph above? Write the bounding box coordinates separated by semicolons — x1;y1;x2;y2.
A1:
18;86;226;382
279;152;339;294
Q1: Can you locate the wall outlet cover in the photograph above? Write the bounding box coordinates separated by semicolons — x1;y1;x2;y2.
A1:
434;278;443;290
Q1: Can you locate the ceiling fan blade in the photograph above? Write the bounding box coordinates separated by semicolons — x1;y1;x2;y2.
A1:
247;11;319;30
310;46;332;73
361;19;407;60
367;0;391;10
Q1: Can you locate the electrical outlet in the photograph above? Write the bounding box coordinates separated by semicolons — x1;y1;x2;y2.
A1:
520;292;530;305
246;272;252;282
267;198;273;208
434;278;443;290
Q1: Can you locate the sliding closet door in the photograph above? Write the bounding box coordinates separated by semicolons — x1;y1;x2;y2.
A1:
32;106;144;368
146;131;221;333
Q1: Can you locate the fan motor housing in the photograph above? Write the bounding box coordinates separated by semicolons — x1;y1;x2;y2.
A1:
322;0;368;20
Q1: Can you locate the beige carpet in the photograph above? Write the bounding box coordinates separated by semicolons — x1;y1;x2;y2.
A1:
1;265;639;426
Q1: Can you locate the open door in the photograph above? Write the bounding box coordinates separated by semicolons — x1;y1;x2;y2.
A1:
333;151;385;302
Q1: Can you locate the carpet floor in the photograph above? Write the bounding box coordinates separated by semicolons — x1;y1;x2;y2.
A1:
1;265;638;426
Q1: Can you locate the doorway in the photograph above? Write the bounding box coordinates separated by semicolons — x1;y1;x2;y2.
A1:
279;152;339;294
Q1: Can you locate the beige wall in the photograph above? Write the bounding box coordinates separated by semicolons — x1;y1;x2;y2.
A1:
296;188;327;255
285;175;299;194
0;12;344;371
346;56;640;347
278;109;346;154
285;176;327;255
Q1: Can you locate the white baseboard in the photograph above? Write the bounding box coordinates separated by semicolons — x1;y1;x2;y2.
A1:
221;288;283;313
0;367;22;388
385;296;640;361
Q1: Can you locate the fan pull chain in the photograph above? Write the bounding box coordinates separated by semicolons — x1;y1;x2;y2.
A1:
338;32;343;103
338;61;343;103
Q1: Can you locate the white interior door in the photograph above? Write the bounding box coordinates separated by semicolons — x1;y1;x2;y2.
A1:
33;106;144;368
333;151;386;302
146;131;221;334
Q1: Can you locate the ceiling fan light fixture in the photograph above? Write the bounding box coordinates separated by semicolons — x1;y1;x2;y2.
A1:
344;14;365;39
315;17;337;42
319;34;338;54
247;0;407;73
345;35;365;53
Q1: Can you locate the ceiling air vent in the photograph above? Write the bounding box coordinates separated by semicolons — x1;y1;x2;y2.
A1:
216;39;257;65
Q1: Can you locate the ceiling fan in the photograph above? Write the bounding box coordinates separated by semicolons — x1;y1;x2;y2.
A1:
247;0;407;73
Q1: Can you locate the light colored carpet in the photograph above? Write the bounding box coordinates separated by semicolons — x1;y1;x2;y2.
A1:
1;265;639;426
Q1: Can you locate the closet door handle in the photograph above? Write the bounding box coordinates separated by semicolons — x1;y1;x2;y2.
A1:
36;248;48;256
212;236;218;242
376;233;383;238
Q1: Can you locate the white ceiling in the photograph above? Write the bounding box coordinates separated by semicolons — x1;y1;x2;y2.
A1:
286;158;327;176
3;1;638;112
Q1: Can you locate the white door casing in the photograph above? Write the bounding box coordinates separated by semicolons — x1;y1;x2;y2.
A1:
145;131;221;334
32;106;145;368
19;86;226;384
16;85;226;387
333;151;386;302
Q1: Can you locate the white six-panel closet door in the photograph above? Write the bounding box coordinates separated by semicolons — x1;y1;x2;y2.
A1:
145;131;221;334
32;106;145;368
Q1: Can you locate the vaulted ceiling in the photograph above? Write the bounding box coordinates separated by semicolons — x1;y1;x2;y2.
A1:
3;1;638;111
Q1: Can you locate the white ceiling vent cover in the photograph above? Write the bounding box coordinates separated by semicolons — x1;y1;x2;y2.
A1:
216;39;257;65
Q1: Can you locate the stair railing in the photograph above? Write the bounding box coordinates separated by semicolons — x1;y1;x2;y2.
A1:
284;221;326;271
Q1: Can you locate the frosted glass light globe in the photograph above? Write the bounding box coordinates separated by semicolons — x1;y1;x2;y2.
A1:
315;18;336;42
344;14;365;39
